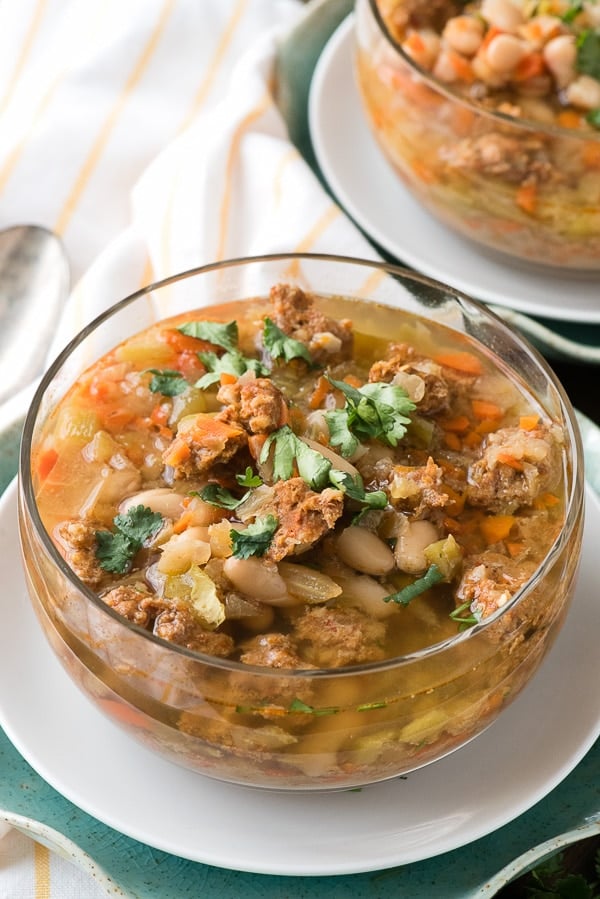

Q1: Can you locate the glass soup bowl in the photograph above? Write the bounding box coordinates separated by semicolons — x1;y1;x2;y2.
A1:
354;0;600;271
18;253;584;791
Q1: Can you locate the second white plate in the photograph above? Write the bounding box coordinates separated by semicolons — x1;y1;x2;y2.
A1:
309;15;600;324
1;480;600;875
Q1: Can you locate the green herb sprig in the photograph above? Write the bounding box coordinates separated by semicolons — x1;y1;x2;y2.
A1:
95;505;163;574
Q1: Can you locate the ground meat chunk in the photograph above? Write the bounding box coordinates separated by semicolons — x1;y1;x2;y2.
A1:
239;633;313;669
387;457;450;517
456;552;537;620
217;377;288;434
55;519;106;588
101;584;169;626
153;602;234;657
163;413;247;479
270;283;353;365
368;344;451;415
442;133;557;185
293;605;387;667
263;478;344;561
467;423;563;513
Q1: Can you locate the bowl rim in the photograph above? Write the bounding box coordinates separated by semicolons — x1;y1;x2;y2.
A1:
363;0;600;143
19;251;585;678
474;818;600;896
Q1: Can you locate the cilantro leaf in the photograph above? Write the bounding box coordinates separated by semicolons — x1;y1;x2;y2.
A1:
328;469;387;509
236;466;263;488
325;377;415;455
576;29;600;81
383;565;444;606
586;108;600;129
561;0;584;24
324;408;359;457
95;505;163;574
262;317;312;364
195;350;269;390
145;368;189;396
178;320;239;351
230;515;278;559
260;426;332;489
199;484;246;510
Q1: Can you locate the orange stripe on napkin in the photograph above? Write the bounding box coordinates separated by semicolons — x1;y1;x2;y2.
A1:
54;0;177;237
216;90;272;260
273;146;300;207
177;0;250;135
34;839;50;899
0;0;49;119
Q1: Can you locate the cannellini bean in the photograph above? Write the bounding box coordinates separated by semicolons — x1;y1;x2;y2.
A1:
336;526;395;576
223;557;294;605
442;16;484;57
481;0;525;33
471;53;508;87
566;72;600;109
119;488;186;520
336;574;397;620
484;34;529;74
157;528;211;575
401;29;441;70
394;519;439;575
543;34;576;89
433;48;465;83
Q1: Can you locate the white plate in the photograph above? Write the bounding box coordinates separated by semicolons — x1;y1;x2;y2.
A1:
2;479;600;877
309;15;600;325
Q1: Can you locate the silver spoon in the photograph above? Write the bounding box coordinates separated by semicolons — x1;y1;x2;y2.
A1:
0;225;69;406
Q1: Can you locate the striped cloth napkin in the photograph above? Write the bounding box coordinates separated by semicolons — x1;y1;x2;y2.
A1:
0;0;376;895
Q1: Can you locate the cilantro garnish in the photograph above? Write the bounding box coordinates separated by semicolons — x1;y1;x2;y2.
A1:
262;317;313;364
145;368;189;396
325;378;415;457
260;425;331;489
586;108;600;129
95;505;163;574
576;29;600;81
195;350;269;389
230;515;279;559
289;698;339;716
561;0;584;24
198;484;246;510
328;469;387;509
178;319;239;351
236;466;263;488
449;600;481;630
383;565;444;606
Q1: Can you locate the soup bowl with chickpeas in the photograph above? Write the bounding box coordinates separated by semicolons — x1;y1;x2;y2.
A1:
19;253;584;790
355;0;600;270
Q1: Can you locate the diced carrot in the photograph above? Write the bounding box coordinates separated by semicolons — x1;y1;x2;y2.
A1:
582;140;600;169
404;32;426;57
442;484;465;517
516;182;537;215
496;452;524;471
441;415;471;434
476;418;498;435
557;109;583;130
172;511;195;534
309;376;330;410
102;407;136;433
471;399;503;421
37;448;58;481
248;433;267;461
163;328;213;354
534;492;561;510
343;374;363;388
150;402;171;427
444;432;462;451
506;541;525;558
164;440;191;467
513;51;545;82
447;50;474;82
478;25;503;54
463;430;482;449
434;351;483;376
219;371;237;386
98;698;149;730
480;514;515;545
519;414;540;431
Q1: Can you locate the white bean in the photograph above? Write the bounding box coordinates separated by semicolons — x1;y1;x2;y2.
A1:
442;16;484;57
566;74;600;110
223;557;294;605
119;488;185;519
395;519;439;575
543;35;576;89
401;29;441;70
336;526;395;576
484;34;529;73
481;0;525;33
336;574;397;620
